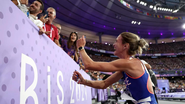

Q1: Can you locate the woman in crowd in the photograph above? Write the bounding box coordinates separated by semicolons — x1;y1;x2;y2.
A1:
61;32;78;62
72;32;157;104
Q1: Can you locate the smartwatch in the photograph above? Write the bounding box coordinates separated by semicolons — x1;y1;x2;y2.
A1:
78;47;84;51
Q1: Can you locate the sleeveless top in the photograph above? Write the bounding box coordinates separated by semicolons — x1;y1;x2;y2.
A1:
122;60;157;104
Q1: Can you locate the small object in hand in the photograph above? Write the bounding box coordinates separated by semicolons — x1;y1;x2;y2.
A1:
77;78;81;83
75;70;80;83
44;11;49;18
76;74;81;83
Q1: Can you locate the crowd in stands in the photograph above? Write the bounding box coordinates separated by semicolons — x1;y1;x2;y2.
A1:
169;79;185;92
12;0;81;62
86;42;115;51
86;41;185;54
144;57;185;71
88;54;185;71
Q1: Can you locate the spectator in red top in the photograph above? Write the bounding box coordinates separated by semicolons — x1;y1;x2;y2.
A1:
43;7;59;44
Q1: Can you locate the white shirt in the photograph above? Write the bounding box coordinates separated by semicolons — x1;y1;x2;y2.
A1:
17;0;28;15
141;60;148;65
17;0;43;28
29;14;43;28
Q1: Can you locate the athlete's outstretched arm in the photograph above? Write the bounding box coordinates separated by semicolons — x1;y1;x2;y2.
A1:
72;71;123;89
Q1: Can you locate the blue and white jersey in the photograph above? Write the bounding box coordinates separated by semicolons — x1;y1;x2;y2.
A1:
122;60;157;104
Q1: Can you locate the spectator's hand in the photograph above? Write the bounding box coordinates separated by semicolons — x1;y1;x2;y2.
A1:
72;71;86;84
71;55;74;59
20;0;28;5
77;35;86;49
45;31;51;35
40;15;49;24
38;26;45;35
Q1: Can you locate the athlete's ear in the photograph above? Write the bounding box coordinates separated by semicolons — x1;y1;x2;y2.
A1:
123;43;129;49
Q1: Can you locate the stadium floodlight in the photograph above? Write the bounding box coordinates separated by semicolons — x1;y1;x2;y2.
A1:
144;3;147;6
172;9;179;13
149;5;153;9
182;24;185;29
138;22;141;25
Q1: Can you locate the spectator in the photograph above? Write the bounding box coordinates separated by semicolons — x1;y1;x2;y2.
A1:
12;0;28;14
43;7;59;44
61;32;78;62
161;87;166;93
98;73;105;80
55;24;62;38
12;0;46;35
115;89;121;102
141;60;158;103
55;24;62;47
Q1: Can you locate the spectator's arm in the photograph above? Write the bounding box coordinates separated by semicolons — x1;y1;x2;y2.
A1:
53;29;60;46
54;39;61;47
145;63;152;70
12;0;28;6
20;0;28;5
55;29;59;40
12;0;18;5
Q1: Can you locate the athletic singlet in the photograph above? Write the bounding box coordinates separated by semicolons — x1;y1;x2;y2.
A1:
122;61;157;104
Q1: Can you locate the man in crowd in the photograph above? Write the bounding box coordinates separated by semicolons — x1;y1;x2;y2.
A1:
43;7;59;44
12;0;46;34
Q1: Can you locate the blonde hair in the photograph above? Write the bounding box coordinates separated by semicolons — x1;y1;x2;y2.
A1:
47;7;56;16
120;32;148;56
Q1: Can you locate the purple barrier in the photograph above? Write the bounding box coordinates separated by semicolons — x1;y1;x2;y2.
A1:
91;88;108;101
0;1;91;104
91;88;97;99
98;89;108;101
157;92;185;98
157;79;169;92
